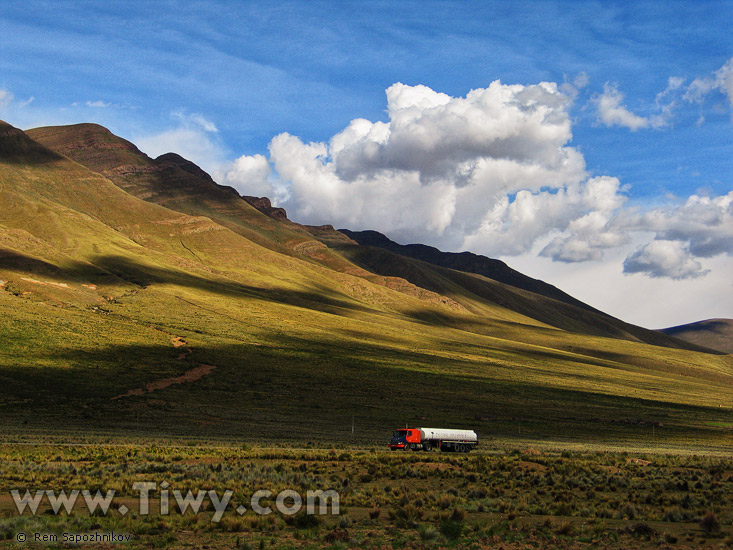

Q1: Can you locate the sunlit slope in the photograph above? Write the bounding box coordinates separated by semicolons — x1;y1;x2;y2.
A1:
26;123;624;333
26;123;364;275
1;120;732;448
6;121;469;318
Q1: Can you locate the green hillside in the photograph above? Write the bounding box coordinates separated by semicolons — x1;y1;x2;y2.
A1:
2;120;732;450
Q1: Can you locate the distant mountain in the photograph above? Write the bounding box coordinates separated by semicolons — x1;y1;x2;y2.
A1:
338;229;706;350
340;229;596;312
658;319;733;354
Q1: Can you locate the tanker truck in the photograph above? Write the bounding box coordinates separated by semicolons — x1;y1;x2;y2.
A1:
388;427;478;452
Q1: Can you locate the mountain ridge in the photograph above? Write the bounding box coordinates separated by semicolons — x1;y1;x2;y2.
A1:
22;121;714;351
336;229;708;351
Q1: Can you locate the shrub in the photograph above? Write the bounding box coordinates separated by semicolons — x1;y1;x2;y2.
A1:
700;511;720;534
292;513;321;530
556;521;575;536
417;524;438;541
440;519;464;540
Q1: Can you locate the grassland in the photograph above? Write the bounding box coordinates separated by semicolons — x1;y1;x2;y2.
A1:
0;443;731;549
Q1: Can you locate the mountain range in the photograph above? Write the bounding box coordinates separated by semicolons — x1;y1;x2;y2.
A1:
1;119;731;447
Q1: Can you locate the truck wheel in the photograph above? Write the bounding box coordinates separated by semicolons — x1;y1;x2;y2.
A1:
423;443;432;452
403;444;411;451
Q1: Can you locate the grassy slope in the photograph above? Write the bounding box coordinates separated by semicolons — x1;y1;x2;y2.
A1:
26;124;362;273
2;120;732;450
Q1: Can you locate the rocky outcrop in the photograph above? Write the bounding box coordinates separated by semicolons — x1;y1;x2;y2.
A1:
242;195;288;220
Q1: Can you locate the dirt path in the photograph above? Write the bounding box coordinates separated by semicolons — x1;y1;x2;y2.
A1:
111;336;216;400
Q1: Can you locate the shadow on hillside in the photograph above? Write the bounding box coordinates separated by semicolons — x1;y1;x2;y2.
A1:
340;246;714;353
0;249;374;317
1;336;731;442
0;250;66;275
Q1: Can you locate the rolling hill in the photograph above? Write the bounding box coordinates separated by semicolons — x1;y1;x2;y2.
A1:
659;319;733;354
1;119;732;449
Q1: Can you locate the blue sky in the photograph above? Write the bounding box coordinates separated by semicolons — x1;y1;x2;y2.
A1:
1;1;731;327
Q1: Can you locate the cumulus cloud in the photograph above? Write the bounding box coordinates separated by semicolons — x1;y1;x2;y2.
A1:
541;210;630;263
592;83;664;130
543;191;733;271
264;80;590;248
217;80;730;281
623;240;708;279
617;192;733;258
463;176;627;256
213;154;276;198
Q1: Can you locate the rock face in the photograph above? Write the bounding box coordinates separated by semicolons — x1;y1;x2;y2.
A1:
242;195;288;220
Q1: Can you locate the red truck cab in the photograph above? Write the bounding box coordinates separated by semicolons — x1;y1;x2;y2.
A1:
388;428;421;450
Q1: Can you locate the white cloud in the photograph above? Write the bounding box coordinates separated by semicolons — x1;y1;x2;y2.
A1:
574;72;590;90
86;100;111;108
134;109;224;171
463;176;627;256
616;192;733;257
171;110;219;133
714;57;733;106
541;191;733;269
561;72;589;100
222;81;729;284
540;210;630;262
623;240;708;279
592;83;663;130
267;80;587;249
0;89;14;109
506;249;733;328
0;88;34;113
213;154;276;198
684;57;733;107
